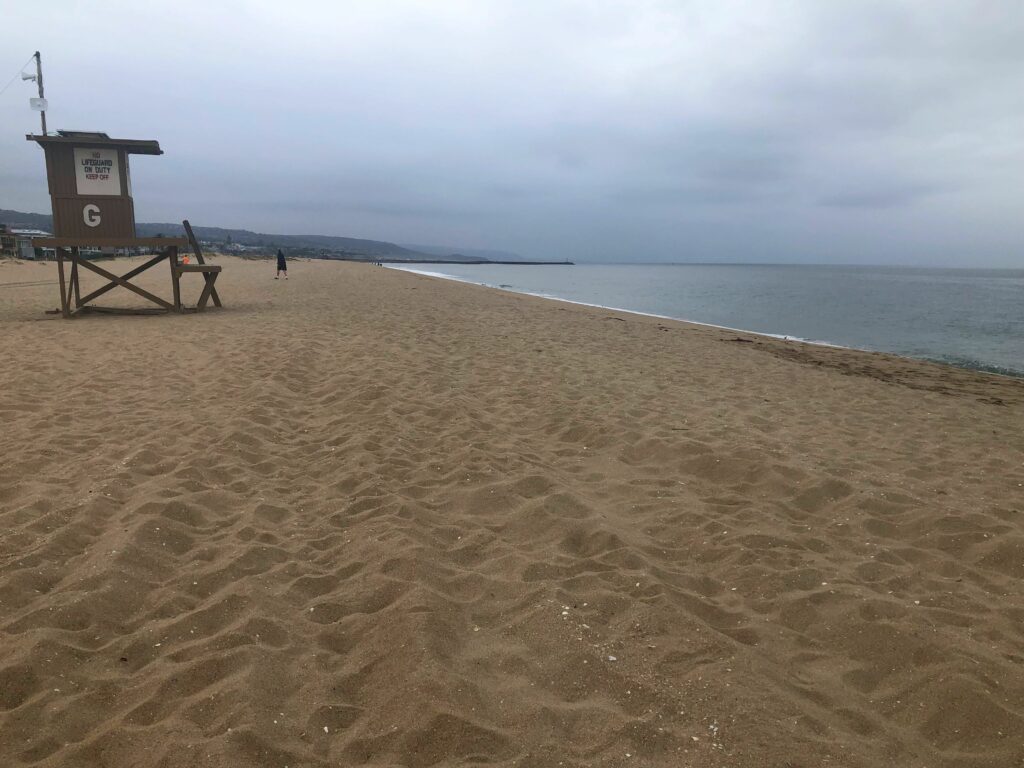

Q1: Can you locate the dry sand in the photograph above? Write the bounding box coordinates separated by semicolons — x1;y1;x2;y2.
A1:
1;255;1022;768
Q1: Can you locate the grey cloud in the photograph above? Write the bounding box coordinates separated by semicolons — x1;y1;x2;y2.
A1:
609;180;780;207
818;182;945;210
0;1;1022;265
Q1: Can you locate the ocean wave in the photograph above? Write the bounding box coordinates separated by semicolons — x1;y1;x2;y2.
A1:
925;355;1024;379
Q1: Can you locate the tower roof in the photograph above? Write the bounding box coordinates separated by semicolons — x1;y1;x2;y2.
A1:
27;131;162;155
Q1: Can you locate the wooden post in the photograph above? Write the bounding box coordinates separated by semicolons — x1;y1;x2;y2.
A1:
169;246;182;312
182;220;205;265
70;248;82;308
183;220;221;307
196;272;216;310
34;52;46;137
56;247;70;318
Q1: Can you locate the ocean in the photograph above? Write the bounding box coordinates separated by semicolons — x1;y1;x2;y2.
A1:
391;263;1024;377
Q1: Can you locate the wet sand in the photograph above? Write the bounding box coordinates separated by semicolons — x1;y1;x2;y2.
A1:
1;255;1022;767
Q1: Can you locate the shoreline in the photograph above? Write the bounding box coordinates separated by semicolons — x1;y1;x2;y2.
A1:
389;264;1024;380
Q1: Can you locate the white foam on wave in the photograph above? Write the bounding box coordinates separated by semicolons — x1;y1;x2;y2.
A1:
387;266;480;284
387;265;845;351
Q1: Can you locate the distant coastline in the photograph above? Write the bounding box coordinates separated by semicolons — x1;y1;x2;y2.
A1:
0;208;543;265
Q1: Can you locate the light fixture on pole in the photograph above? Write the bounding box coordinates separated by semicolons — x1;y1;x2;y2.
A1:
23;52;47;135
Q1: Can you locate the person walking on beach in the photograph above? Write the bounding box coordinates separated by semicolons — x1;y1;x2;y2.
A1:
275;249;288;279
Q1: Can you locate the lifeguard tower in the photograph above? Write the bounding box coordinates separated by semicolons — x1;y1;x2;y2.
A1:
27;130;221;317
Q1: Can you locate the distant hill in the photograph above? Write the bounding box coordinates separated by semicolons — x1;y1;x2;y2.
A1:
0;209;483;262
134;222;434;259
0;209;51;231
0;209;556;263
400;244;526;262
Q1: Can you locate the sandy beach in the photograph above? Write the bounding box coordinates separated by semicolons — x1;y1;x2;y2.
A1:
1;255;1022;767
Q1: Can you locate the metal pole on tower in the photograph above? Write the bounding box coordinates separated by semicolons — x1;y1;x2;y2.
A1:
34;51;46;136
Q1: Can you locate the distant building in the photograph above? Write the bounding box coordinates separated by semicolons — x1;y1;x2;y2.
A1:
0;225;16;258
0;224;54;259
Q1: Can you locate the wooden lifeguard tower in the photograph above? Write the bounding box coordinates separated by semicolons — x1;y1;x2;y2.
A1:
27;130;221;317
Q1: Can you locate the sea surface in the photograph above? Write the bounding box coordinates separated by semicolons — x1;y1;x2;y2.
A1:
391;263;1024;376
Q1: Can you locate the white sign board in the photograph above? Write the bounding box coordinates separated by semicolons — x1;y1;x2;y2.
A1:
74;148;121;196
29;97;47;111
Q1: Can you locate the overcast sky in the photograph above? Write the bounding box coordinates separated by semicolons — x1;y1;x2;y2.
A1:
2;1;1022;265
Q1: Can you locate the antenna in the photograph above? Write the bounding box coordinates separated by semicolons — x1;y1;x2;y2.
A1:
34;52;46;136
